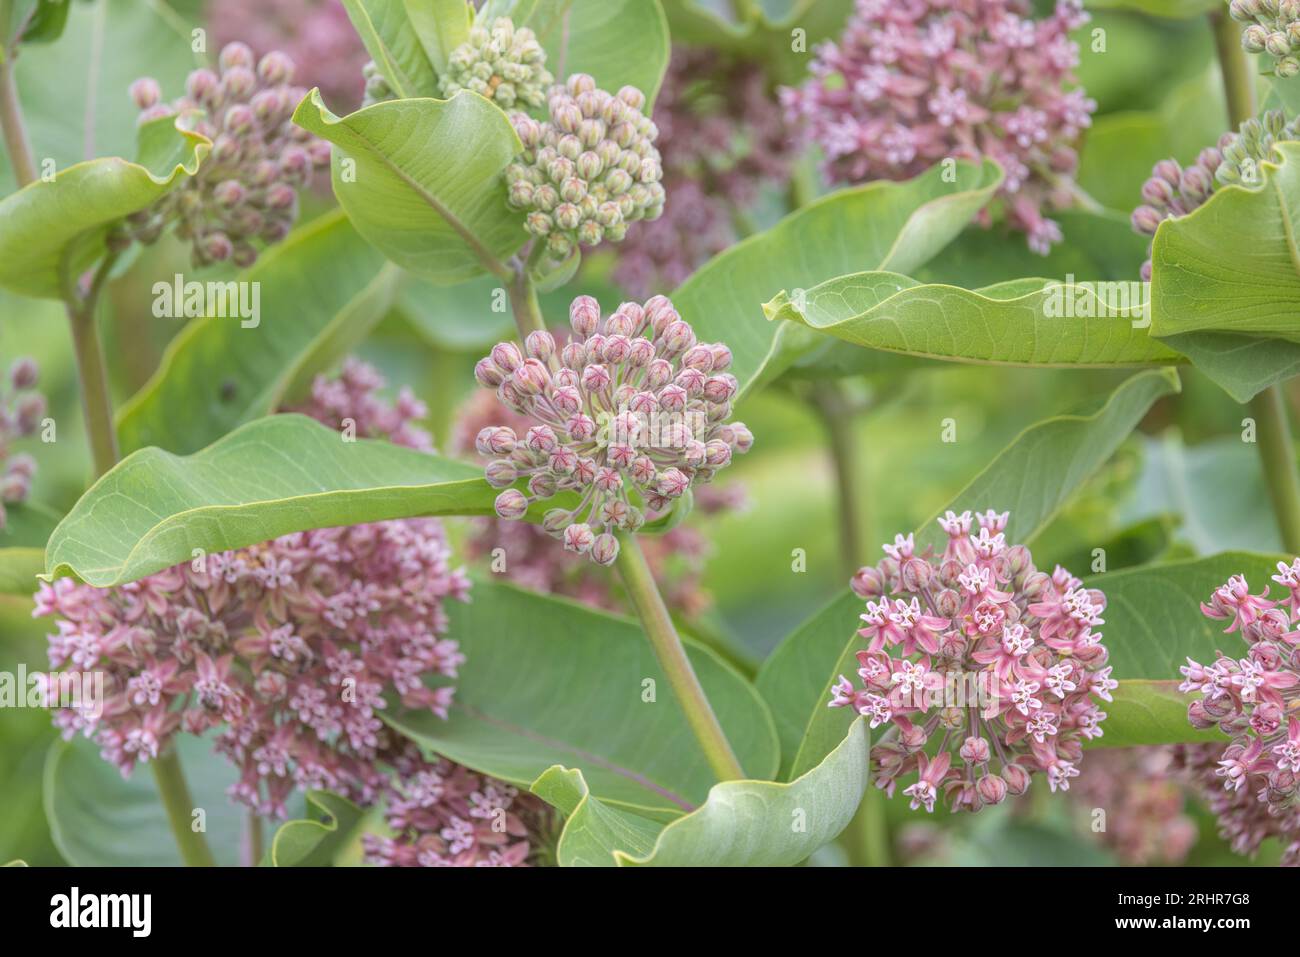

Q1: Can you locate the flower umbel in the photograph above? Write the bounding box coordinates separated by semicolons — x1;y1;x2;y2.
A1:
124;42;330;267
473;294;753;567
1178;561;1300;863
440;17;553;108
0;356;43;530
1231;0;1300;77
782;0;1095;254
834;510;1113;812
506;74;665;263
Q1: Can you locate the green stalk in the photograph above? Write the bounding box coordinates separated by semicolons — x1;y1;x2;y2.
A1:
0;40;217;865
808;380;867;581
1210;12;1300;551
509;260;546;340
243;809;264;867
151;750;217;867
614;531;746;782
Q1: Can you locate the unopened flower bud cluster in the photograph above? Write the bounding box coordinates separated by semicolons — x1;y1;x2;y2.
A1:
440;17;553;108
473;294;752;567
0;357;43;530
506;74;665;262
1131;109;1299;280
124;42;329;268
834;510;1115;813
1232;0;1300;77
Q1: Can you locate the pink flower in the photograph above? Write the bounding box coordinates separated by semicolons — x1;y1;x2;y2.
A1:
830;509;1112;813
472;295;752;566
783;0;1095;253
0;357;43;530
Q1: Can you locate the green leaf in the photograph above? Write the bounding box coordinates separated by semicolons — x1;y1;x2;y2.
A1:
765;272;1180;368
15;0;69;45
266;790;366;867
44;735;246;867
660;0;854;85
0;547;42;596
531;717;868;867
515;0;671;105
1157;332;1300;403
116;211;401;455
756;369;1181;778
1084;0;1219;17
1101;680;1221;747
383;582;780;817
405;0;473;77
43;414;493;588
673;159;1003;400
1151;142;1300;344
340;0;439;98
0;115;207;299
293;90;524;285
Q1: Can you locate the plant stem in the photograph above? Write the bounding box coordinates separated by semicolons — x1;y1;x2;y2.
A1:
242;809;264;867
1251;386;1300;552
1211;10;1256;128
509;261;546;340
0;37;38;188
614;531;746;782
809;380;867;581
1209;12;1300;551
67;256;122;480
151;750;216;867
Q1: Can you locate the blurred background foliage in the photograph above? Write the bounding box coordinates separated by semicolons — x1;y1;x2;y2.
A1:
0;0;1289;866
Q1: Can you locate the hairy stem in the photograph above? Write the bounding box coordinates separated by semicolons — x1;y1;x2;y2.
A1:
151;750;216;867
509;261;546;341
1211;10;1256;129
242;810;264;867
809;380;867;580
614;531;746;782
1210;12;1300;550
67;256;122;480
1251;386;1300;553
0;33;38;187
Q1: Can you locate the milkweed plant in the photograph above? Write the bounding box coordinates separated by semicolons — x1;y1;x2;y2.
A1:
0;0;1297;873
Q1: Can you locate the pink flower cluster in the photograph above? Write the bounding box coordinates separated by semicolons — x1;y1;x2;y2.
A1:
1069;747;1197;865
473;295;752;567
125;43;329;268
286;356;433;452
781;0;1095;254
833;510;1115;812
0;356;43;530
1174;742;1298;864
33;362;471;819
362;742;551;867
206;0;368;110
1178;564;1300;864
614;47;796;297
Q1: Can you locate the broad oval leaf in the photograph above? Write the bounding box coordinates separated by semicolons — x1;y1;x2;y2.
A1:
116;211;401;455
293;90;524;285
266;790;366;867
0;116;207;299
756;368;1181;778
531;717;867;867
1151;142;1300;344
766;272;1180;368
383;582;780;818
0;548;42;596
513;0;671;105
44;735;246;867
43;414;493;588
673;159;1003;400
340;0;439;98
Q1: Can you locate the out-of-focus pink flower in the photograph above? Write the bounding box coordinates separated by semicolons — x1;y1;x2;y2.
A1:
614;47;797;297
1069;747;1198;865
782;0;1095;253
206;0;368;110
0;356;43;530
833;510;1114;813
